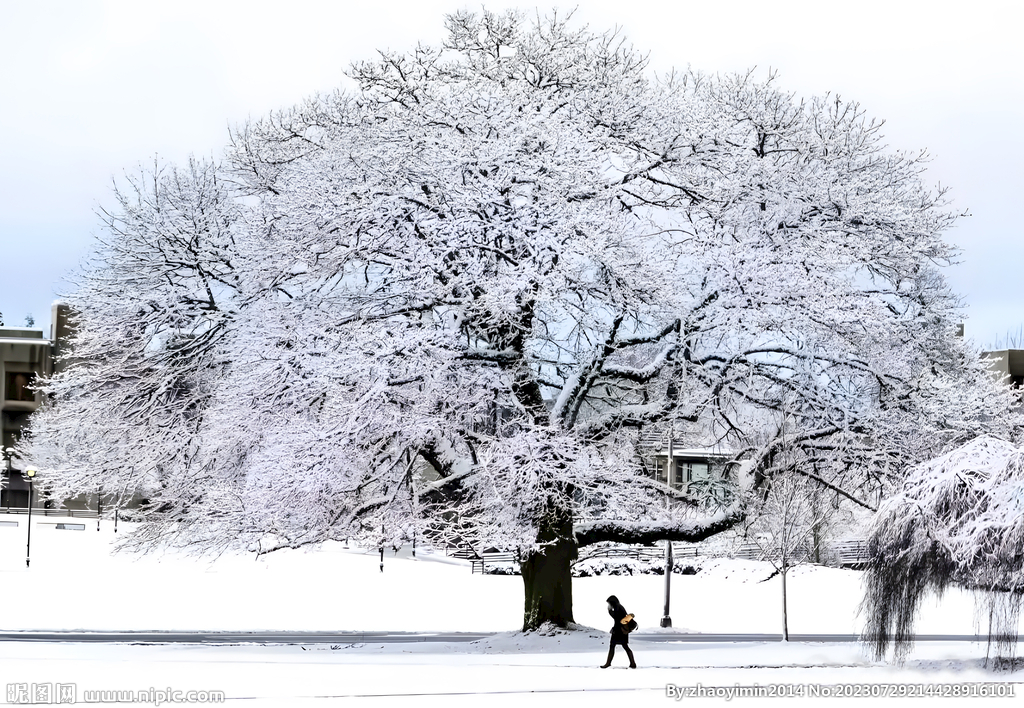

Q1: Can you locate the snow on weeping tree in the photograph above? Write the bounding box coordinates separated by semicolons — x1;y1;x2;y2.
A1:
22;10;1017;630
863;436;1024;664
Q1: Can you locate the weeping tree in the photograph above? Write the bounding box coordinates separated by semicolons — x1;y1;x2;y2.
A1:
863;435;1024;664
21;9;1015;631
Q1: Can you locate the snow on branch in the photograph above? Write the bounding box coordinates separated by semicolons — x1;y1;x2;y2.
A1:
612;319;680;348
600;341;678;382
574;507;744;547
460;348;521;364
575;403;669;437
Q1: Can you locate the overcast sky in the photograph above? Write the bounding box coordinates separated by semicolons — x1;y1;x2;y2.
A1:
2;0;1021;347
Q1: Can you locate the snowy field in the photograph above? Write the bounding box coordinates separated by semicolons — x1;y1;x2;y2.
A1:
0;515;1021;706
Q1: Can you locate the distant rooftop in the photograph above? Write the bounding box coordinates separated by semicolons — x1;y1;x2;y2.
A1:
0;327;46;340
981;348;1024;387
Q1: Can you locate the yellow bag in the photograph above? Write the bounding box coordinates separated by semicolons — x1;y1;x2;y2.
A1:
620;614;637;633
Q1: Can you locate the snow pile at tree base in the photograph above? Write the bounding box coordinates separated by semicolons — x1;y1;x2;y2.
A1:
462;623;609;654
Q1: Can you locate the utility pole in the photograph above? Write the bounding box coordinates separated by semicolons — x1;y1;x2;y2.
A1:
25;468;36;568
408;449;416;558
661;542;674;627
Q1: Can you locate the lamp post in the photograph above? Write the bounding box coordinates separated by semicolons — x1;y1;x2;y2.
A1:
25;468;36;568
661;428;674;628
661;542;674;627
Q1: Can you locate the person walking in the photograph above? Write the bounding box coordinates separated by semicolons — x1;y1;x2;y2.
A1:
601;595;636;668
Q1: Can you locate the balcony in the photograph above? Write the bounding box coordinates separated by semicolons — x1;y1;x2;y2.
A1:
3;370;39;410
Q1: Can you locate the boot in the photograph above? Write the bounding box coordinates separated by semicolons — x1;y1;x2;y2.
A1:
601;645;615;668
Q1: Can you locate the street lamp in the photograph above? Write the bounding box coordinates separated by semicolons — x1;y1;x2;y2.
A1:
661;541;674;628
25;468;37;568
661;428;674;628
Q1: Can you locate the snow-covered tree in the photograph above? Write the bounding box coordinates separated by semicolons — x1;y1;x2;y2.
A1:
862;436;1024;664
742;405;851;640
22;9;1017;630
24;158;244;512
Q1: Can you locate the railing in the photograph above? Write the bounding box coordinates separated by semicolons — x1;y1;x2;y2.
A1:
470;553;515;574
451;543;702;574
446;546;518;573
733;539;871;569
577;544;699;563
0;507;100;518
448;547;478;560
449;538;870;574
827;539;871;568
734;542;814;563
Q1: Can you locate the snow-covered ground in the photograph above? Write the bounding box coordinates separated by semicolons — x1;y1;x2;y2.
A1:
0;515;1020;706
4;637;1019;707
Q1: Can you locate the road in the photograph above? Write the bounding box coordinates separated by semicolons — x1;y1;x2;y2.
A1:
0;631;1011;644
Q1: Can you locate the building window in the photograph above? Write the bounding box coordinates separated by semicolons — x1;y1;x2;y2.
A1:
653;457;668;484
680;460;710;483
4;371;36;402
652;457;713;490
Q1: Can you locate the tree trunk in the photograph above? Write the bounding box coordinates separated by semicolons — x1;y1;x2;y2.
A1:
518;505;743;631
781;567;789;641
521;500;578;631
521;538;577;630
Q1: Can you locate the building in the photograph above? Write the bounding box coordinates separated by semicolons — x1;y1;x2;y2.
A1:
641;427;737;503
1;304;73;507
981;349;1024;389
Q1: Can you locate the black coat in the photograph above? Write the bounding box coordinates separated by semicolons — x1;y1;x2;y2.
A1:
607;596;629;644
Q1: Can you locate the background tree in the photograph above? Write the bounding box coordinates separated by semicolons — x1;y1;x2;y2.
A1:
24;158;245;518
744;465;843;641
22;9;1017;631
742;391;860;640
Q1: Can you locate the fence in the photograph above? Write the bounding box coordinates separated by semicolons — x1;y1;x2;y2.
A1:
449;537;870;574
448;547;516;574
0;507;100;519
450;542;702;574
577;544;699;562
733;539;870;568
